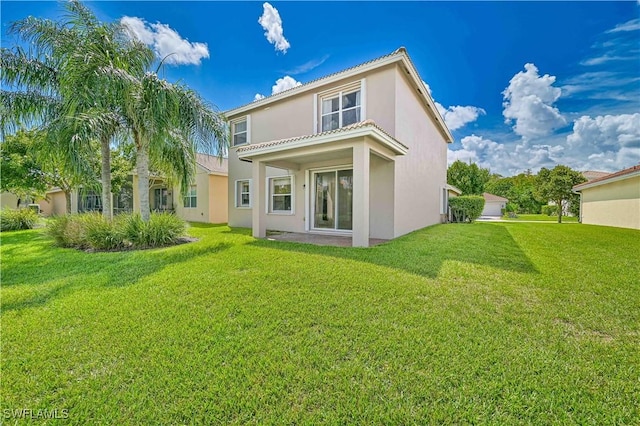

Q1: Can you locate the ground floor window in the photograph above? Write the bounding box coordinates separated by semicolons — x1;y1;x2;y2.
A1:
269;176;293;213
183;186;197;208
236;180;251;208
78;190;102;213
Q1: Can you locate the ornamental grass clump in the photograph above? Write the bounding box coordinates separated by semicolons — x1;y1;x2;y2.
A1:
0;208;40;231
46;212;186;250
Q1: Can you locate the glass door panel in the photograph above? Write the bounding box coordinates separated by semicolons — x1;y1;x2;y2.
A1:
314;172;335;229
337;170;353;230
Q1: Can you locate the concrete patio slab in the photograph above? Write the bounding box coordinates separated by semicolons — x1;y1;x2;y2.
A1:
265;231;388;247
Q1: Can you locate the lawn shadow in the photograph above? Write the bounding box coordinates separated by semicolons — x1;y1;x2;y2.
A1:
1;230;232;312
244;223;538;279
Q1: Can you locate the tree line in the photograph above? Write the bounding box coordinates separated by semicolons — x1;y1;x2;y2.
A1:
0;0;228;221
447;160;587;223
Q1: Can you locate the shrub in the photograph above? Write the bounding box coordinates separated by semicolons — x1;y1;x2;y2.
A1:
541;205;558;216
84;214;125;250
449;196;485;223
47;212;186;250
0;208;39;231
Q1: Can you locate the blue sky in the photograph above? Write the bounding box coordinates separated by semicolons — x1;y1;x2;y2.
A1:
2;1;639;175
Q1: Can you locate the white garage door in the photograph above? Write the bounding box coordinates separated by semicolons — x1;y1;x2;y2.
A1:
482;202;503;216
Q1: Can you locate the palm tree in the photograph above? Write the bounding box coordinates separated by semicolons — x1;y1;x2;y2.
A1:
102;39;228;221
1;0;152;218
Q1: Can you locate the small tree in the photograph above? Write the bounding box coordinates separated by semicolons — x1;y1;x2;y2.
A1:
536;165;586;223
447;160;491;195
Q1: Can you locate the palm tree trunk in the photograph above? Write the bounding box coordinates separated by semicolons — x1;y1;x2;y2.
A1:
101;136;112;220
64;190;71;214
136;144;151;222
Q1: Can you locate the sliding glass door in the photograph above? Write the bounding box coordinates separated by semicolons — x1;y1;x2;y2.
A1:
312;169;353;231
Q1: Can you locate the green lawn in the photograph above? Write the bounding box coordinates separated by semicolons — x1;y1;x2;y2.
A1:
1;223;639;424
503;214;579;222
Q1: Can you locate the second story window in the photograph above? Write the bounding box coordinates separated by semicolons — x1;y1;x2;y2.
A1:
232;119;248;146
321;89;361;132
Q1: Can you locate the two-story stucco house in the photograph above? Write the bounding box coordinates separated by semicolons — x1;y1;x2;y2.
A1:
225;47;453;247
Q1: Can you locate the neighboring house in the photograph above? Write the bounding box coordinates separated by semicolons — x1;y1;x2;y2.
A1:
573;164;640;230
132;153;229;224
582;170;611;182
225;47;453;247
2;188;96;216
482;192;508;216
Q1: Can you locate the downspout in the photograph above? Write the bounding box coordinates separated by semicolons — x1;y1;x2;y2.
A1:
572;188;582;223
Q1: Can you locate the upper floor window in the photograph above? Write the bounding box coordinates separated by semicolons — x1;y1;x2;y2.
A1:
232;119;248;146
321;89;361;132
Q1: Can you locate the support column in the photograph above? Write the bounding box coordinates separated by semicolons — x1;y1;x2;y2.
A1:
352;143;370;247
252;160;267;238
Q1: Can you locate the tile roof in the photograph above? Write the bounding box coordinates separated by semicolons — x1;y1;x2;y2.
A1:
582;170;611;181
227;48;405;114
483;192;509;202
196;153;228;175
574;164;640;190
235;119;408;154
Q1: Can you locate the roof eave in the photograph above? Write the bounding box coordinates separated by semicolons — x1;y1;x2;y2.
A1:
237;126;408;160
573;169;640;191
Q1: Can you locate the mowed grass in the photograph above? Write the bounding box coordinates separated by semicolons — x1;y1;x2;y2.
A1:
503;214;579;222
1;222;638;424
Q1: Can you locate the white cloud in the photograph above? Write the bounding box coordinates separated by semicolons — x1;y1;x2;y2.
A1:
271;75;301;94
447;134;565;176
567;113;640;153
437;105;486;131
424;80;484;131
606;18;640;33
258;3;290;54
286;55;329;75
502;63;566;139
121;16;209;65
252;75;301;102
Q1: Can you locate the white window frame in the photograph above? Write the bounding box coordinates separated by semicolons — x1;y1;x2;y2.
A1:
266;175;294;215
183;185;197;209
316;79;365;134
231;115;251;147
235;179;252;208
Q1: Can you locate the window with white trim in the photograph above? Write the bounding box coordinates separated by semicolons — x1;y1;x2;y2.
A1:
269;176;293;213
183;185;197;208
236;179;251;208
232;119;248;146
321;89;361;132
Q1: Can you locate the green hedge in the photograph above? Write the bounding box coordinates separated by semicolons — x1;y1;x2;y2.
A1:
46;212;187;250
541;205;558;216
0;208;40;231
449;196;485;223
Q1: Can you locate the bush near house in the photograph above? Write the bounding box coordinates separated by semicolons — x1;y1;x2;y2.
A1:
541;205;559;216
449;195;485;223
0;208;40;231
46;212;186;250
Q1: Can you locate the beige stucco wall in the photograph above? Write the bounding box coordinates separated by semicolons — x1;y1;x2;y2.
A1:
175;167;210;222
1;192;20;210
208;175;228;224
133;168;228;224
39;191;68;216
392;65;448;237
580;176;640;230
